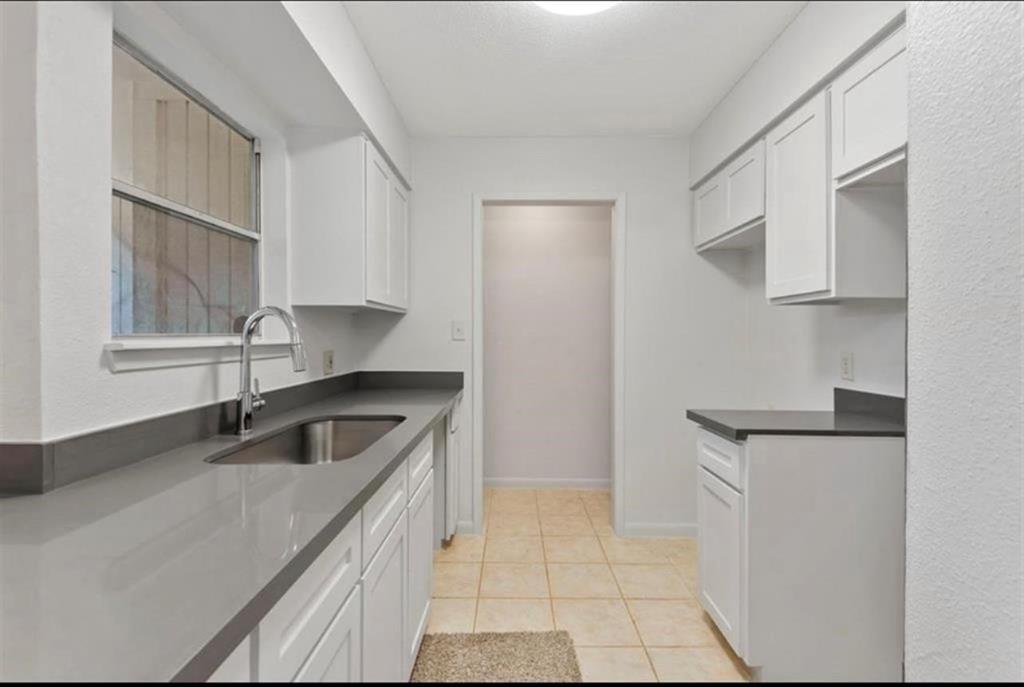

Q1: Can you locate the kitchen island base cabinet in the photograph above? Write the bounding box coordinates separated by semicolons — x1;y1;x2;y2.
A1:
696;429;905;681
361;511;409;683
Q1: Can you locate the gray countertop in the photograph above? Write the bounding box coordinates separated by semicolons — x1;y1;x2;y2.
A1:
0;387;461;682
685;408;906;441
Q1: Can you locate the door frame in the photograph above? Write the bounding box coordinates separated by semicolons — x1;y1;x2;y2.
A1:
469;192;627;536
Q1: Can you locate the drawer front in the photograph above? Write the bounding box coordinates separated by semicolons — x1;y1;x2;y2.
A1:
258;514;362;683
407;433;434;499
696;428;745;491
362;460;409;569
294;586;362;683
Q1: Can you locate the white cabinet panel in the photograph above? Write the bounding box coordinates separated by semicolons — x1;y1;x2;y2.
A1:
831;26;907;179
693;176;726;246
365;143;391;306
765;92;830;300
361;512;409;683
294;587;362;683
388;183;409;310
697;467;744;656
724;139;765;231
406;473;434;671
362;461;409;570
696;429;746;492
258;515;362;682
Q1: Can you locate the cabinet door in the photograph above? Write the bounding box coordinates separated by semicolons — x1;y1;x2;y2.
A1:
693;174;726;247
361;511;409;683
697;467;744;656
365;142;390;305
294;587;362;683
406;474;434;672
831;26;907;179
388;182;409;309
724;139;765;230
765;91;830;300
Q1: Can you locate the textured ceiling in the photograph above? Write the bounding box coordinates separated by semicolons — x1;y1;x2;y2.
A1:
343;1;806;137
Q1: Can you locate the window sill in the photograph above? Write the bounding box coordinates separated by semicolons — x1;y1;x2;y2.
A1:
103;338;293;373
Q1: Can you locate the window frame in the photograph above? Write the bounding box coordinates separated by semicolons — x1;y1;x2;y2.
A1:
111;32;262;338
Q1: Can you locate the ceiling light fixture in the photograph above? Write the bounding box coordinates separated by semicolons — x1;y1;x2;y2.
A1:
533;2;621;17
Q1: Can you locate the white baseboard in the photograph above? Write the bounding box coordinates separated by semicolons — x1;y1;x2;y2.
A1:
456;519;480;535
621;521;698;538
484;477;611;490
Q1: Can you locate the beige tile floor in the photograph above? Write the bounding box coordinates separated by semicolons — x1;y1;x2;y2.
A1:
430;487;750;683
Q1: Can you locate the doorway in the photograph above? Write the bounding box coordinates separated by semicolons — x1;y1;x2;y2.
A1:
471;195;626;536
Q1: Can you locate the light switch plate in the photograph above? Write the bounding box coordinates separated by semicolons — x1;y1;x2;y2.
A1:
451;320;466;341
323;349;334;376
840;351;855;381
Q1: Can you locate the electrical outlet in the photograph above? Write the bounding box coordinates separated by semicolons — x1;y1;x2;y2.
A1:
840;351;855;381
451;320;466;341
323;349;334;376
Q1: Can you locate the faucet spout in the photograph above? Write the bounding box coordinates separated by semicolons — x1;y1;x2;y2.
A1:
236;306;307;436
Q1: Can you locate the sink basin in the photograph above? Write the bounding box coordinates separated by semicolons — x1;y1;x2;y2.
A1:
210;416;405;466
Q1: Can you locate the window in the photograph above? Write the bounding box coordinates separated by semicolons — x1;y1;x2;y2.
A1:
111;39;259;336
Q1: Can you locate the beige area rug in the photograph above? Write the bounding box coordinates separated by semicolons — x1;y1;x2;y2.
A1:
411;631;583;683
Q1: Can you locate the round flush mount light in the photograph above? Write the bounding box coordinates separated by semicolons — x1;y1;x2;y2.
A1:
533;2;621;16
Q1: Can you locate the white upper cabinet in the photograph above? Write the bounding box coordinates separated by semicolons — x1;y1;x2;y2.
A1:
291;134;410;312
765;92;830;301
693;139;766;251
830;26;907;180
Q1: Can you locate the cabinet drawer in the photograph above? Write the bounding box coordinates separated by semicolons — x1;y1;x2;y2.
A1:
407;433;433;499
362;460;409;569
693;175;726;246
293;586;362;683
697;428;746;492
258;514;362;683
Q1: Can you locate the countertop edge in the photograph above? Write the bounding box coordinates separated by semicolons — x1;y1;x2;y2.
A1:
172;389;462;682
685;409;906;440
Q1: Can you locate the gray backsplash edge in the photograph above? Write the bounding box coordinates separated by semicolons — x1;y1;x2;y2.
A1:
0;370;463;494
834;387;906;423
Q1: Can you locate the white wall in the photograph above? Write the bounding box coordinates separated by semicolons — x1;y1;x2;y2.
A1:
905;1;1023;680
0;1;367;442
0;2;43;440
689;0;906;185
483;203;612;488
282;1;411;183
742;246;906;408
356;136;750;535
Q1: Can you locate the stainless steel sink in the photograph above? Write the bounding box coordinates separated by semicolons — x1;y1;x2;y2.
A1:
210;416;405;466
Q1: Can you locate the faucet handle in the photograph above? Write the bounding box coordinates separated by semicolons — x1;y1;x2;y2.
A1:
253;378;267;412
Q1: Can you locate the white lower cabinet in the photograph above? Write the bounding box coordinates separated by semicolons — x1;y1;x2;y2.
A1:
696;430;906;681
294;587;362;683
406;472;434;669
697;467;743;654
361;510;409;683
214;427;445;683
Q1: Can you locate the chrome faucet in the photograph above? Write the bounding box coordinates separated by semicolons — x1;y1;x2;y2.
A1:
237;306;308;436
